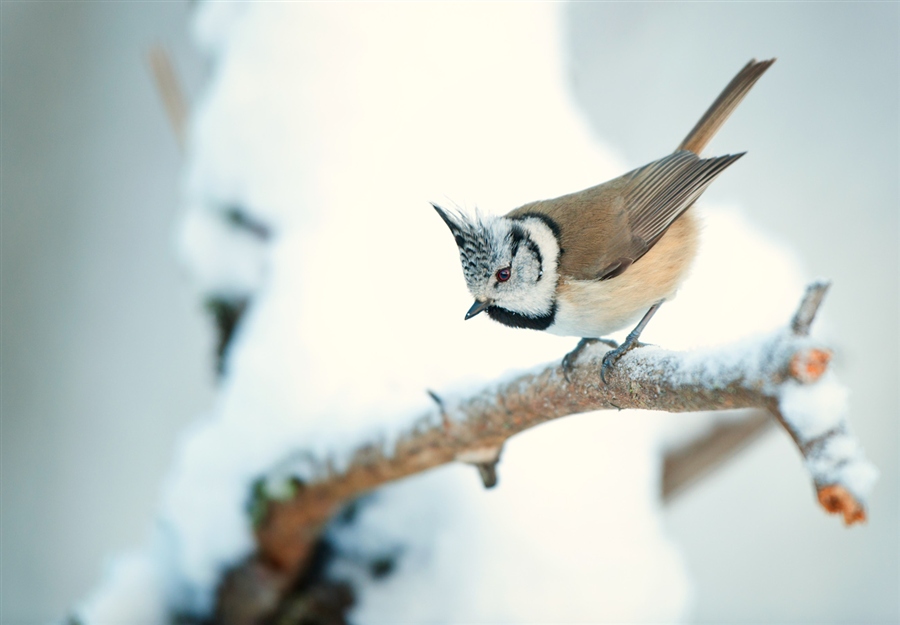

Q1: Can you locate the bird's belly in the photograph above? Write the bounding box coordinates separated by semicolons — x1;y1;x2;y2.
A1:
547;270;681;338
548;281;651;338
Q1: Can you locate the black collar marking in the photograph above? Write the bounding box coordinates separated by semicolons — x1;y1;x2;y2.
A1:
487;301;557;331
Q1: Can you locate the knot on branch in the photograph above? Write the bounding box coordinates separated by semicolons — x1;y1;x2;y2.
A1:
456;445;504;488
789;348;832;384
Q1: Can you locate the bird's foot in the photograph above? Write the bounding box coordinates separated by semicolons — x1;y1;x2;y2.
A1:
562;338;618;382
600;336;649;384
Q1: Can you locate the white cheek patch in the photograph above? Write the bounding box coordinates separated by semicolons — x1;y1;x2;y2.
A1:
522;217;560;278
495;217;560;316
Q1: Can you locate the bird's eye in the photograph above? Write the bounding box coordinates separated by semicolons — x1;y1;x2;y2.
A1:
496;267;511;282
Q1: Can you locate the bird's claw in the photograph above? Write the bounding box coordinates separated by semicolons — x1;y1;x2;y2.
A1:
600;340;648;384
562;338;617;382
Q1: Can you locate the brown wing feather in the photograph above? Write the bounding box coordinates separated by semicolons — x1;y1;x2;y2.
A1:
625;150;744;252
507;150;742;280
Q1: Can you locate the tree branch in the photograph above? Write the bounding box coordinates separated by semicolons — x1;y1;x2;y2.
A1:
216;282;877;623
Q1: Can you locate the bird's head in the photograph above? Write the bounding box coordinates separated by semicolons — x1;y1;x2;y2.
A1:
432;203;560;329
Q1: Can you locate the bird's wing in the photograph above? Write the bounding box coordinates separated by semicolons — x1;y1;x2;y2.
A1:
623;149;743;262
507;150;742;281
584;149;744;281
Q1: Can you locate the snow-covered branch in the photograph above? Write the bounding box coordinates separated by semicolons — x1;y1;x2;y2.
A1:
245;281;875;594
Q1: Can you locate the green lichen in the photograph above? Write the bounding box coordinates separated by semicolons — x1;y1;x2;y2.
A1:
246;475;304;528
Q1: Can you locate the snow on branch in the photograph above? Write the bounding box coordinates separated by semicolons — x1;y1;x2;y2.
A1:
242;280;876;595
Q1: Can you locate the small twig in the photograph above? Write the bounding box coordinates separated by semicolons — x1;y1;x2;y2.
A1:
456;445;504;489
791;280;831;336
427;389;453;431
147;45;188;151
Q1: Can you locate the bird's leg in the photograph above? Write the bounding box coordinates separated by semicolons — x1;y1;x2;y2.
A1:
562;337;618;382
601;301;663;384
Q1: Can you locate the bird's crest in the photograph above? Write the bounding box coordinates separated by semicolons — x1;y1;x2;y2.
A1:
432;203;504;291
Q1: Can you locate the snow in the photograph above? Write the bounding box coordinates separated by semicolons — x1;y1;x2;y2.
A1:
79;1;842;622
76;548;168;625
177;205;267;298
804;429;879;501
625;330;774;389
779;372;850;442
780;374;878;502
833;458;880;502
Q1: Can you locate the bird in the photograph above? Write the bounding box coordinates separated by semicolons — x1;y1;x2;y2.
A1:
433;58;775;382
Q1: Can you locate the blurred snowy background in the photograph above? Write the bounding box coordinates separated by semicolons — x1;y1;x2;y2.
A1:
2;2;897;623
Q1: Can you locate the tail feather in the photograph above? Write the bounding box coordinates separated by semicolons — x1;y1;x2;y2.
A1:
678;58;775;155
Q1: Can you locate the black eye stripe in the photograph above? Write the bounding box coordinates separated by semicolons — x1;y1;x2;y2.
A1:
508;225;525;258
524;238;540;261
525;238;543;280
506;232;544;281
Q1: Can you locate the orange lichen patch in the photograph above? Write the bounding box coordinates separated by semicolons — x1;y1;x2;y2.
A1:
817;484;866;525
789;348;832;383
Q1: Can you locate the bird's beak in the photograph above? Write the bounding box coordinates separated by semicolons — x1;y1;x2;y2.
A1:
465;299;491;320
